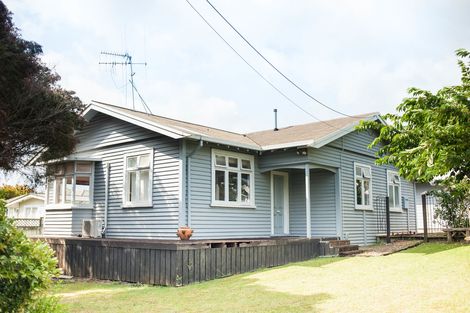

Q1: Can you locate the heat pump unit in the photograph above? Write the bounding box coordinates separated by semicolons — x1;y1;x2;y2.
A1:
82;219;102;238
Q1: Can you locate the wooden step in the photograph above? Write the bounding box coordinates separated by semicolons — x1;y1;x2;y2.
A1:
329;240;350;247
339;249;363;257
337;244;359;252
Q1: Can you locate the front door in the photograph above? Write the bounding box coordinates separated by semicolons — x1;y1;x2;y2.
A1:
272;172;289;235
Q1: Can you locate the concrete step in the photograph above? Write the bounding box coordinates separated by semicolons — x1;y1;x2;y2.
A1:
329;240;350;247
339;249;363;257
337;244;359;252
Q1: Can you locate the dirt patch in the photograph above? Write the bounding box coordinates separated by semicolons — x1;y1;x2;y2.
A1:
357;240;422;256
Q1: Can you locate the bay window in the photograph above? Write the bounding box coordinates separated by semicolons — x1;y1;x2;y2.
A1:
212;149;254;207
355;163;372;210
123;152;152;207
387;170;402;211
46;161;93;207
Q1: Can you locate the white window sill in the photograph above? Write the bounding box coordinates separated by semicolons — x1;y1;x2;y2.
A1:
210;202;256;209
390;208;403;213
354;206;373;211
122;203;153;209
45;204;93;210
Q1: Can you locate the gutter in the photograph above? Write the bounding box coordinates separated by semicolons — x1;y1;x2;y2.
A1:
185;138;204;227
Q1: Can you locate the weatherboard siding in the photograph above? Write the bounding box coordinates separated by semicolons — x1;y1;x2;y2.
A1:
188;143;272;239
289;169;337;238
45;114;181;239
43;209;92;236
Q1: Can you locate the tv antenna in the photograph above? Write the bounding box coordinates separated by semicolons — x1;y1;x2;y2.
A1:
99;51;152;113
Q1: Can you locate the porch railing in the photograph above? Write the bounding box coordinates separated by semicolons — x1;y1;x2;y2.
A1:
11;218;44;236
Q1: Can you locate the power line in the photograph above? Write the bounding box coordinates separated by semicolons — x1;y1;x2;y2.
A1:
185;0;334;127
205;0;356;118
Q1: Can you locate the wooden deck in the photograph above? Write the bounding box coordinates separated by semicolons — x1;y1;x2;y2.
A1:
42;236;336;286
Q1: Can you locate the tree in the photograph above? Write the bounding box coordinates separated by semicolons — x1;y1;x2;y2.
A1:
358;49;470;227
0;1;85;173
0;184;33;200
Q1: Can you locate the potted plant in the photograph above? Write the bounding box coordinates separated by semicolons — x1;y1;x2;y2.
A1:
176;226;193;240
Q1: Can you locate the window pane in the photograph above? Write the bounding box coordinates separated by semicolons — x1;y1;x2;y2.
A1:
364;179;370;205
215;170;225;201
356;179;362;205
76;176;90;204
65;176;73;203
215;155;226;166
228;157;238;168
355;166;361;177
139;155;150;168
229;172;238;201
139;170;150;202
362;167;371;178
128;171;137;202
65;162;74;174
76;161;92;173
394;186;400;208
127;157;137;169
241;159;251;170
56;179;63;204
241;173;250;202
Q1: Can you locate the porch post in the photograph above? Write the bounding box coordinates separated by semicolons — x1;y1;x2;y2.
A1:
305;164;312;238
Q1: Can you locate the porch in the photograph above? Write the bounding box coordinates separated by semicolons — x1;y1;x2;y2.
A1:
265;163;341;240
43;236;337;286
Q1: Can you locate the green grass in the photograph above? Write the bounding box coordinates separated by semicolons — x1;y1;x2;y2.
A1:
53;243;470;313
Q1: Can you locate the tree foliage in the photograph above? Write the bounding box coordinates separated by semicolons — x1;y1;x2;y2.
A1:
0;184;33;200
358;49;470;227
0;201;61;313
0;1;85;172
358;49;470;184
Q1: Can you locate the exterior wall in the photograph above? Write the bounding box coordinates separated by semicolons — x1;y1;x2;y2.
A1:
7;198;45;218
289;169;337;238
187;142;271;239
44;113;181;239
44;209;92;236
310;130;417;245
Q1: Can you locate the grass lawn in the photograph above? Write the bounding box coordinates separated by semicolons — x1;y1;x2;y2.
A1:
53;243;470;313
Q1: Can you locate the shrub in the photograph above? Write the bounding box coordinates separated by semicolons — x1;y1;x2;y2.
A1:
0;200;60;313
431;177;470;228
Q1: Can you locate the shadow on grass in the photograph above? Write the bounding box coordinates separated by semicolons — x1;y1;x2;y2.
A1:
401;242;465;255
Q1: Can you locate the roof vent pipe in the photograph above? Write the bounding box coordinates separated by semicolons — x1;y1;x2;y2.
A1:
274;109;279;131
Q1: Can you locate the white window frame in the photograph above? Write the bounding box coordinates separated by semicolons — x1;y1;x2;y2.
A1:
387;170;402;212
354;162;373;210
122;151;153;208
45;161;94;210
211;149;255;208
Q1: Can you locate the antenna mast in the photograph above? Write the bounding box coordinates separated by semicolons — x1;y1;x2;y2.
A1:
99;51;147;111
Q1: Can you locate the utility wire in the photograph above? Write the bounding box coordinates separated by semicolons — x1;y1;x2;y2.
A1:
185;0;334;127
206;0;356;118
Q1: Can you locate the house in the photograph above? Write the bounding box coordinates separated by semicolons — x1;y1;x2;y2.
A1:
6;193;45;219
41;101;416;245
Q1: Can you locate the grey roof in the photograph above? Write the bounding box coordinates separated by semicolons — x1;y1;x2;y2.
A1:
86;101;381;151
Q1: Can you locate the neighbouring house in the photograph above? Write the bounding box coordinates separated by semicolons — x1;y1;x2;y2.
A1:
40;101;416;245
6;193;45;219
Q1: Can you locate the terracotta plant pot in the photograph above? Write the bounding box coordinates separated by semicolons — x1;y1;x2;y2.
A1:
176;226;193;240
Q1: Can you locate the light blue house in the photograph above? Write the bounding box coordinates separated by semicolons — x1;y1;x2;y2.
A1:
42;101;416;245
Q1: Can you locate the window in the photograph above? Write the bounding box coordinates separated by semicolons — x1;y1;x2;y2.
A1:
212;149;254;207
124;152;152;207
46;161;93;207
387;170;401;211
354;163;372;210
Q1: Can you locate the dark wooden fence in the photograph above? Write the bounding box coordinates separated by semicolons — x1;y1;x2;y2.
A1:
44;237;335;286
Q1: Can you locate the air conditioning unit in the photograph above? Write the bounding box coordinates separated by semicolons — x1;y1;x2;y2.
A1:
82;219;102;238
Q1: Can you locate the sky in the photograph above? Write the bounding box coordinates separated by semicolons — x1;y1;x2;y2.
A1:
1;0;469;185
